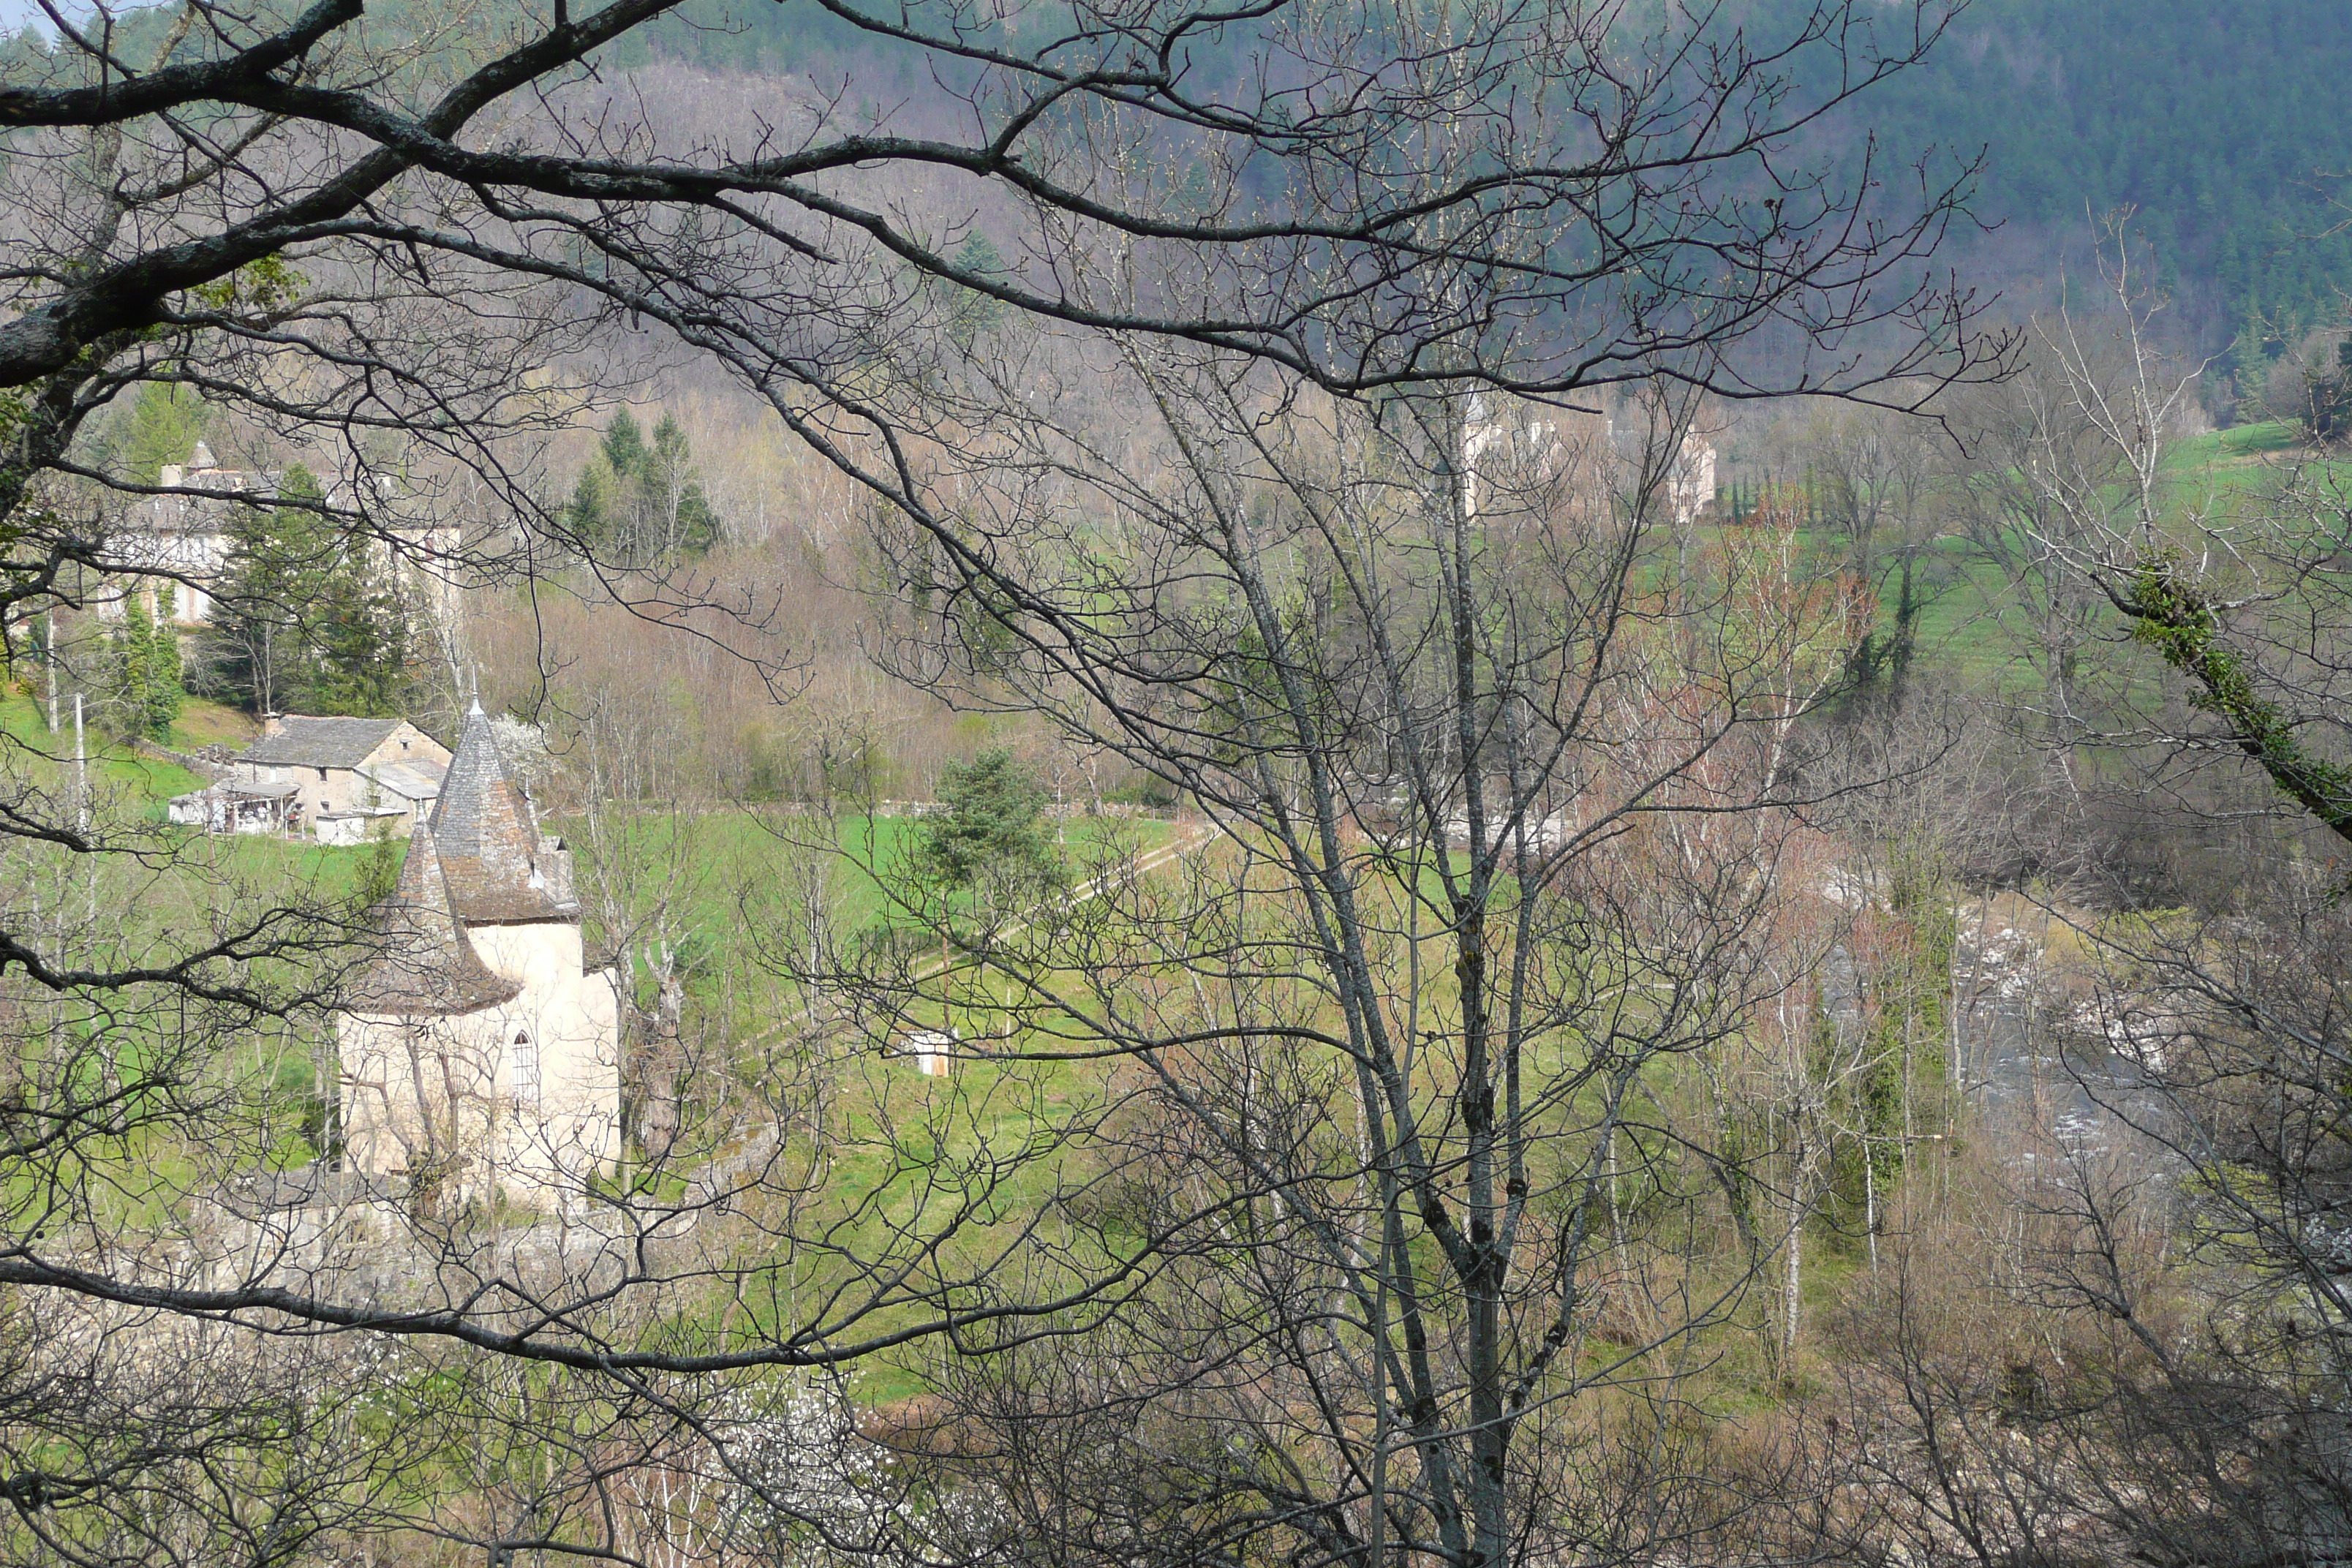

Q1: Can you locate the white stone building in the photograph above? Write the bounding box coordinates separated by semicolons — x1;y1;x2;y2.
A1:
105;442;461;627
336;705;622;1212
1667;438;1718;529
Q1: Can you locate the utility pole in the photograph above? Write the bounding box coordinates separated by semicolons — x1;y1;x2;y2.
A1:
73;692;87;837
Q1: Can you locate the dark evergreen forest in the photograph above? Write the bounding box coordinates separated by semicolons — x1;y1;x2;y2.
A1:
615;0;2352;394
10;0;2342;391
1858;0;2352;383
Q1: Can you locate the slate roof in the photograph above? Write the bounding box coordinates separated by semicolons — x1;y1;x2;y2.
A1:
238;716;404;770
429;706;573;924
358;760;446;802
346;824;521;1017
176;777;301;802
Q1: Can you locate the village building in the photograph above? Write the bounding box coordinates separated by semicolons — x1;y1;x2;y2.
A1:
165;775;302;836
173;714;452;840
1666;438;1719;530
336;704;622;1213
1459;396;1716;531
105;442;461;628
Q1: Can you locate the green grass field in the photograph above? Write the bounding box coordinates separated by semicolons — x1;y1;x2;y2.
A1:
1743;420;2352;708
0;691;222;804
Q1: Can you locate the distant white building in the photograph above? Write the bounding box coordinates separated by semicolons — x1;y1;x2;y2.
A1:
1667;439;1718;529
105;442;461;627
337;704;623;1213
1460;394;1614;522
94;441;253;625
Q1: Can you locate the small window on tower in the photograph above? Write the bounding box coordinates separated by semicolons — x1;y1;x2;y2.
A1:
511;1030;540;1104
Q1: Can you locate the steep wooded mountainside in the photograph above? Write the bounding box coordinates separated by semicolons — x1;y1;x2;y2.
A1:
7;0;2338;388
1855;0;2352;380
614;0;2352;390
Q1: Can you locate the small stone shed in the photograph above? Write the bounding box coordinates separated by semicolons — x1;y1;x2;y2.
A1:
167;777;301;834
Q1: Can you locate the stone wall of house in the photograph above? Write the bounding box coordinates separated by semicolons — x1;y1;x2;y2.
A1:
470;921;624;1196
235;722;443;823
339;1009;503;1207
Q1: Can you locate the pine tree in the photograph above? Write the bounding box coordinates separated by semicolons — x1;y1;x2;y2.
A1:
304;564;413;717
202;466;415;715
562;409;720;562
116;382;208;484
912;748;1063;904
106;595;184;740
601;408;647;477
647;412;719;554
208;466;328;715
562;459;616;548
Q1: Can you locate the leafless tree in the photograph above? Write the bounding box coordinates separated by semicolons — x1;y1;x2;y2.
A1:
1833;251;2352;1567
762;350;1938;1568
0;0;1997;1553
0;0;1996;1338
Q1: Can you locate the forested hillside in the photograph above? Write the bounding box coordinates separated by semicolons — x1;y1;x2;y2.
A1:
1854;0;2352;382
609;0;2352;393
12;0;2341;382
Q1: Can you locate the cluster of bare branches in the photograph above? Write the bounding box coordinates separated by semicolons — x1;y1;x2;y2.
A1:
0;0;2027;1558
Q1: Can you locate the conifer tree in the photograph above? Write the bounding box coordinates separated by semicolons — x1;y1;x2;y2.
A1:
203;467;415;715
105;593;184;741
563;409;719;561
208;467;325;715
912;748;1062;904
601;408;647;477
114;382;208;485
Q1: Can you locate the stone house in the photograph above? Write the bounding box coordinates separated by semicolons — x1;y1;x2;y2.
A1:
227;715;451;840
336;705;622;1213
105;441;262;625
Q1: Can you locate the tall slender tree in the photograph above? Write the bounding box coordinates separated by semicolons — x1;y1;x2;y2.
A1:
0;0;1992;1555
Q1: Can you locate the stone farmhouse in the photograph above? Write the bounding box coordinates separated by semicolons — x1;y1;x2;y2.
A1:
172;714;451;840
337;704;622;1213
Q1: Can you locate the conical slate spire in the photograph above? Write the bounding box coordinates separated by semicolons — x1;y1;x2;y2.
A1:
348;825;521;1016
429;706;571;923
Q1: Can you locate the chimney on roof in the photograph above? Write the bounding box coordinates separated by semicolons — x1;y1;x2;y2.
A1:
159;464;183;489
262;712;284;737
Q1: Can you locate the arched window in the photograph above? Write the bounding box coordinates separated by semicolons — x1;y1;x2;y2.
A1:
510;1030;540;1105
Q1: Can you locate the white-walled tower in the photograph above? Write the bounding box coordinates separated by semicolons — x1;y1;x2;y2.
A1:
338;705;622;1210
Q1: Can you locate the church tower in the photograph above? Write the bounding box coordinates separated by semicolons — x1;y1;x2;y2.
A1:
338;706;622;1211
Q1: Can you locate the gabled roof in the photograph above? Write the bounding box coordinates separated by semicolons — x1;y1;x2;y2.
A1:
238;716;404;769
346;825;521;1017
429;705;571;924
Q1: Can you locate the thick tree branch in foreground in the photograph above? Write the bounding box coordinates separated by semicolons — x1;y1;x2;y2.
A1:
0;1238;1158;1372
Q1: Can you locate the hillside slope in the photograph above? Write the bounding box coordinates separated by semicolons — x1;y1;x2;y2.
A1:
621;0;2352;388
1858;0;2352;377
